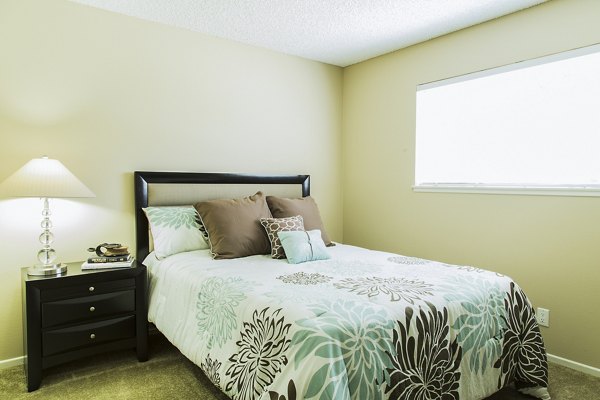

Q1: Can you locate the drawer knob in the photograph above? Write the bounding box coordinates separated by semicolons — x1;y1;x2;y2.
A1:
89;306;96;312
90;333;96;340
89;286;95;292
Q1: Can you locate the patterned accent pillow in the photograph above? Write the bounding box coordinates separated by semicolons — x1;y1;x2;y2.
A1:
198;221;209;243
260;215;304;259
143;206;209;259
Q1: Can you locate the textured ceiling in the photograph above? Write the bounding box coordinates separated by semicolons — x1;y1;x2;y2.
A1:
70;0;547;67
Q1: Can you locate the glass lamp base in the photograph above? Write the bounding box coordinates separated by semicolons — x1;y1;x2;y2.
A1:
27;263;68;276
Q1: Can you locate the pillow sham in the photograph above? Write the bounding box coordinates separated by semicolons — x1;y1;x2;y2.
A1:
260;215;304;259
143;206;209;259
277;229;330;264
194;191;272;259
266;195;334;246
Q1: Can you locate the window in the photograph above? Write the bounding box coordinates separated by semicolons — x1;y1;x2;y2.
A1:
415;43;600;196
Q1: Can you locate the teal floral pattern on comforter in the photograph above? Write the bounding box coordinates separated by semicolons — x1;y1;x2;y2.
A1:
146;244;550;400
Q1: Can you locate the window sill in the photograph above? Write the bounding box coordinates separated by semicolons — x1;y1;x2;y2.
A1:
412;184;600;197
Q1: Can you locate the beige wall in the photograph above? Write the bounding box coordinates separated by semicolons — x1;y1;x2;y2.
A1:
0;0;342;362
2;0;599;372
342;0;600;368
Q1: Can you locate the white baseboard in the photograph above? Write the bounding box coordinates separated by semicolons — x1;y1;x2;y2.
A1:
0;352;598;377
0;355;24;370
548;353;600;377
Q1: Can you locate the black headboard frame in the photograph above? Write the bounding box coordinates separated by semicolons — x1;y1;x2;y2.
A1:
134;171;310;262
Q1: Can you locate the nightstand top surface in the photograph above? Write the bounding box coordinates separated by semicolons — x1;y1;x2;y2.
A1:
22;260;144;282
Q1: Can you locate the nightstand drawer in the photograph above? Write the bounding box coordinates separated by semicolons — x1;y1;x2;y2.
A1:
42;290;135;328
42;315;135;357
41;278;135;302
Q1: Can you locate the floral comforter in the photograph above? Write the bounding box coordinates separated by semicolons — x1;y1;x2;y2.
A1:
145;244;550;400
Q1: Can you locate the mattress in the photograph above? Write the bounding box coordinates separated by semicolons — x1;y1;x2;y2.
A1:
145;244;550;400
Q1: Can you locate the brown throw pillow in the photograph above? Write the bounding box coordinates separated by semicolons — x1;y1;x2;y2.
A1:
266;195;334;246
194;192;272;259
260;215;304;259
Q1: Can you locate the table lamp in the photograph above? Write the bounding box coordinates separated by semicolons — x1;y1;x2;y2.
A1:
0;156;95;276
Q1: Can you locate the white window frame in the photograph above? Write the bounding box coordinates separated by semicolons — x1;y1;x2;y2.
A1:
414;43;600;197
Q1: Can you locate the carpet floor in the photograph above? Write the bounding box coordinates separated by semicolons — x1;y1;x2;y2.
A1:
1;333;598;399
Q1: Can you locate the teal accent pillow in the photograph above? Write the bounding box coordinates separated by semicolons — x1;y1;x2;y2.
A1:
277;229;330;264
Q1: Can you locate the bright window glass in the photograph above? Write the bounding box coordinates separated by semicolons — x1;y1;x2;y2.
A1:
415;44;600;194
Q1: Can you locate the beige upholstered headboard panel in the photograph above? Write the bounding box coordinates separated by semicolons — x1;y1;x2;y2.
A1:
147;183;303;206
134;172;311;262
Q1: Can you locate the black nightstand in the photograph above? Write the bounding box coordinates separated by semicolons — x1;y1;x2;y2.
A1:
21;260;148;391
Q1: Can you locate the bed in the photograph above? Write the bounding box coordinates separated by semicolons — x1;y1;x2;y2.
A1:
134;171;551;400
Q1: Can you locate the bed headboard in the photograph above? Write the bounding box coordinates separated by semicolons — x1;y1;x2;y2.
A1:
134;171;310;262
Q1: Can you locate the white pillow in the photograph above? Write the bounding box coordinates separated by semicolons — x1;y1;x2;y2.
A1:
143;206;209;259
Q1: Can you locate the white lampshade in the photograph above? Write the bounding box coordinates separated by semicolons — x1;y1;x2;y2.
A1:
0;157;95;198
1;156;95;275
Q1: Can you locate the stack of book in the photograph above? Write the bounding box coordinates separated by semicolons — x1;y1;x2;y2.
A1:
81;246;135;270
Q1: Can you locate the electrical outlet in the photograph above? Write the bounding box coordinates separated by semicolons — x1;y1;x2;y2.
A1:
536;308;550;327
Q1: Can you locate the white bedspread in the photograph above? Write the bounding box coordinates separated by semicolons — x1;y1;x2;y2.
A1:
145;244;550;400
